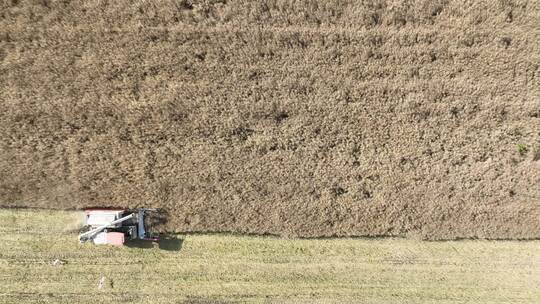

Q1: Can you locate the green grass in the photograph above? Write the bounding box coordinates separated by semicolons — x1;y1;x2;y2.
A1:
0;209;538;303
517;143;528;156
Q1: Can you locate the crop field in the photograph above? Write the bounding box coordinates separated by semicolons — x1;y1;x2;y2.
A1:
0;208;539;303
1;0;539;239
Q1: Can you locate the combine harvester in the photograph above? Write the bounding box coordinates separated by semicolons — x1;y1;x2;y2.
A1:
78;209;159;246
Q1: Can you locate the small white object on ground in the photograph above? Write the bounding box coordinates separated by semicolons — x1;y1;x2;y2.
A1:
52;259;66;266
98;276;105;290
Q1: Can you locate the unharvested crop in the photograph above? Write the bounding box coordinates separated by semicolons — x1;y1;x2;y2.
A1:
0;0;539;239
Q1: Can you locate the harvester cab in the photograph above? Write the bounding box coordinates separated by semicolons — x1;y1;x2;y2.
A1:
79;209;159;246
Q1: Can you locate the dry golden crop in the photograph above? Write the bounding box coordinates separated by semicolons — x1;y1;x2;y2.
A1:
0;0;539;239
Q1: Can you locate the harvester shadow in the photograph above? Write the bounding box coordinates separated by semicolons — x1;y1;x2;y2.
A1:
125;235;183;251
158;235;183;251
124;208;183;251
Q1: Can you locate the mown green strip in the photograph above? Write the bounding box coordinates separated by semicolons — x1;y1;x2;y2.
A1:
0;209;538;304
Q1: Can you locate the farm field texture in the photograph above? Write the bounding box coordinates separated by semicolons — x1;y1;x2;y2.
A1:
1;0;539;239
1;208;539;303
